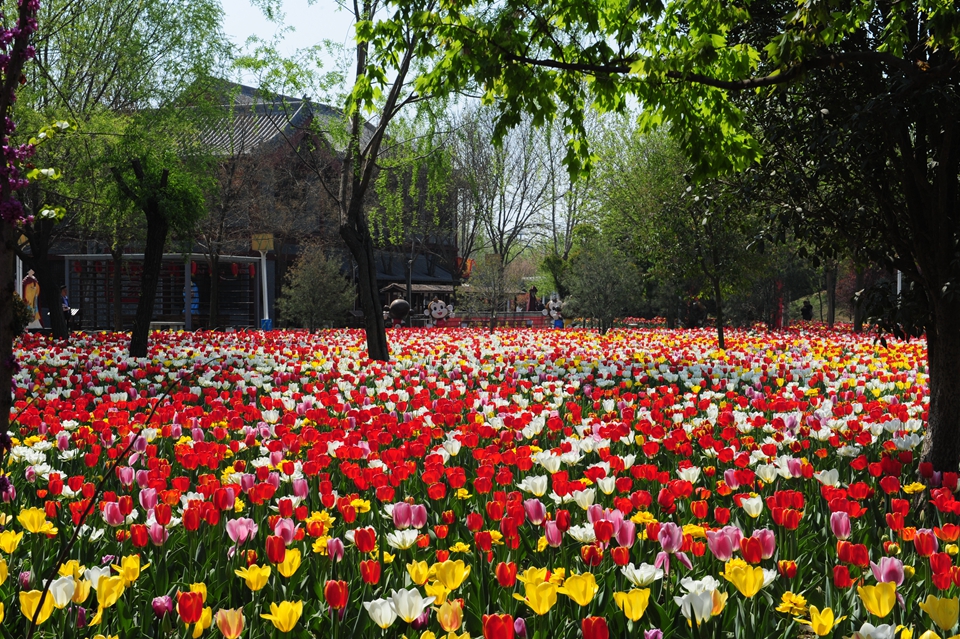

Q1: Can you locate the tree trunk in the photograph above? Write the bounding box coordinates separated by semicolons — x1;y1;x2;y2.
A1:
713;276;725;350
208;255;220;330
853;267;866;333
825;264;837;328
112;248;124;331
130;203;169;358
0;223;16;435
24;221;68;339
341;215;388;361
923;301;960;472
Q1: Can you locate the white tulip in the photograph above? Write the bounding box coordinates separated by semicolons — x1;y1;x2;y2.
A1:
47;576;76;608
621;563;663;587
385;529;419;550
363;598;397;629
741;496;763;518
389;588;435;623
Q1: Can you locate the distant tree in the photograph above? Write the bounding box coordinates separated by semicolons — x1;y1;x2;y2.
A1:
564;237;640;334
278;243;354;331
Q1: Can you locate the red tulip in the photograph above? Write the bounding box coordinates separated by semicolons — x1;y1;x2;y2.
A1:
324;580;349;609
495;562;517;587
177;591;204;624
265;535;286;563
354;527;377;553
582;617;608;639
482;614;515;639
360;560;381;584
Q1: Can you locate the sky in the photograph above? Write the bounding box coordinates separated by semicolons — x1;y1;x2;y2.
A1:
220;0;355;76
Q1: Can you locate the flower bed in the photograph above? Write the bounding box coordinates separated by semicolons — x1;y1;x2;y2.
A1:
2;327;948;638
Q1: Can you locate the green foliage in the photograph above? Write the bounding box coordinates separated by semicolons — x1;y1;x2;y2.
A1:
563;237;641;334
278;246;355;331
10;293;34;336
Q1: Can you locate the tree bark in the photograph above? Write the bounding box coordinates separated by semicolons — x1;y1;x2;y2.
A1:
713;275;725;350
853;266;866;333
341;210;388;361
825;264;837;328
208;255;220;329
112;248;124;331
923;300;960;472
23;220;68;339
130;202;168;357
0;223;15;436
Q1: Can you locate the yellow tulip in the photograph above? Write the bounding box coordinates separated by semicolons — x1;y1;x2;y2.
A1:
192;607;213;639
72;579;92;604
277;548;301;578
0;602;4;624
516;567;548;585
190;582;207;602
112;555;149;586
20;590;55;626
261;600;303;633
17;508;57;535
858;583;897;618
97;576;126;609
711;589;729;617
795;606;846;637
235;564;271;591
425;580;450;606
216;608;245;639
613;589;651;622
557;573;599;606
59;560;85;579
919;595;960;631
512;580;559;615
0;530;23;553
437;600;464;632
407;560;431;586
435;560;471;590
0;557;6;586
722;561;765;598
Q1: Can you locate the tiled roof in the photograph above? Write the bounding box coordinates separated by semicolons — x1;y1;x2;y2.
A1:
201;82;373;156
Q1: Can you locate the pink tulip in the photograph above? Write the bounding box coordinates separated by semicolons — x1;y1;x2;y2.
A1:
273;518;298;545
240;474;256;493
138;488;158;511
102;502;124;526
152;595;173;618
523;499;546;526
658;522;683;553
720;525;743;548
723;469;740;489
149;522;169;546
327;537;345;562
410;504;427;529
392;502;412;529
587;504;604;524
616;520;636;548
706;530;735;561
870;557;905;586
292;478;308;498
752;529;776;559
226;517;258;544
265;472;280;489
544;521;563;547
830;512;851;540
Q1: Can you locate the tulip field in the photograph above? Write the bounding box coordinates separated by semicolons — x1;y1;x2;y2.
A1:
2;326;955;638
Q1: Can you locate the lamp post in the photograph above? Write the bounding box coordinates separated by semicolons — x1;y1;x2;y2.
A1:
251;233;275;330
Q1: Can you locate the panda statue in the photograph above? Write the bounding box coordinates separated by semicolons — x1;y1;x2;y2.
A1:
424;298;454;328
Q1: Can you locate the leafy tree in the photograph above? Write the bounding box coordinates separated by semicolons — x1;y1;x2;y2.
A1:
278;243;353;331
0;0;41;450
564;236;640;334
429;1;960;470
246;0;453;361
111;134;211;358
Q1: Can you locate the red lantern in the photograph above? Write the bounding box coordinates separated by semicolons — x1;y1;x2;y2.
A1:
248;264;255;278
231;263;239;277
73;261;81;273
191;261;197;276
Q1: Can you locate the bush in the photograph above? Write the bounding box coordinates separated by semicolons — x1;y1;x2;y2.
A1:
11;293;33;336
278;246;354;331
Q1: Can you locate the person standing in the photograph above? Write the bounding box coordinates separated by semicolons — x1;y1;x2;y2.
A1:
61;285;70;329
